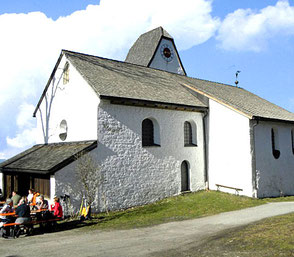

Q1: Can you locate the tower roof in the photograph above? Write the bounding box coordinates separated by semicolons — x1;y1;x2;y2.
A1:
125;27;173;66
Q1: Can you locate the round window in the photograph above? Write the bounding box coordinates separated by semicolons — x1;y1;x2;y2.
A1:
59;120;68;141
163;48;171;58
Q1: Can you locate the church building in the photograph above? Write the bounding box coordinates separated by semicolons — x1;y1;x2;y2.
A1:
1;27;294;212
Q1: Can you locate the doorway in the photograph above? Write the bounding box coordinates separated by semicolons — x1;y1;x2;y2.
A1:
181;161;190;192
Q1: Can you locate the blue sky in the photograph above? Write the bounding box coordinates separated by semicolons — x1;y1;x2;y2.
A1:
1;0;294;159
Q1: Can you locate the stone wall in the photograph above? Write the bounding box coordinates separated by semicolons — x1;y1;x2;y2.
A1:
94;100;206;211
54;100;206;212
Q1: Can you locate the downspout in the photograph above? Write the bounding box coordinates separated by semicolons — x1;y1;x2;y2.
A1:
202;110;209;190
250;119;258;198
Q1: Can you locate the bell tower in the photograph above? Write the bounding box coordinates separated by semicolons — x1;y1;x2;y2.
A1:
125;27;186;75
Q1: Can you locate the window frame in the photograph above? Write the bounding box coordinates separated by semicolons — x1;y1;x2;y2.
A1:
271;128;280;159
142;118;160;147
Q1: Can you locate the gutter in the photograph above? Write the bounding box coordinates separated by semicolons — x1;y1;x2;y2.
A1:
252;116;294;125
202;109;209;190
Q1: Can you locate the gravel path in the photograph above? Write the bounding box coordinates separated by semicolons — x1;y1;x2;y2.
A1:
1;202;294;257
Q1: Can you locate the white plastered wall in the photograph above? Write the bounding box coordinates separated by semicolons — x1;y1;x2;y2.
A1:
54;100;206;212
35;54;100;144
149;38;185;75
208;99;253;196
254;121;294;197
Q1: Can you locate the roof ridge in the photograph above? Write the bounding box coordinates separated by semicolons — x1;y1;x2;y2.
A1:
64;49;188;77
64;49;256;92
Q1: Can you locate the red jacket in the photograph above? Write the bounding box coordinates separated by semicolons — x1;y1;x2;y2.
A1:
51;202;63;218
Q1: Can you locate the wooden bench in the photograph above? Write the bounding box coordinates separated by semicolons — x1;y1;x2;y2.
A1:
2;218;62;238
216;184;243;195
3;218;61;227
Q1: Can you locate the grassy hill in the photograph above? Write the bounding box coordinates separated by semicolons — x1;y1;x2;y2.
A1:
88;191;271;230
79;190;294;231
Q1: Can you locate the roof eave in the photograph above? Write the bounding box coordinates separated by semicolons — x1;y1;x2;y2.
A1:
252;116;294;124
100;95;207;112
33;50;65;117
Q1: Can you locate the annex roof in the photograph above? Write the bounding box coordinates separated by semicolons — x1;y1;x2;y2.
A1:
0;141;97;174
125;26;173;66
179;76;294;122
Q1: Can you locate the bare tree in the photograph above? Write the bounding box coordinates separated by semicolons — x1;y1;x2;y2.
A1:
36;67;66;143
75;152;102;214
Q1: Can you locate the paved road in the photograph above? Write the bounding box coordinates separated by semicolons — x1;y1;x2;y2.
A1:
1;202;294;257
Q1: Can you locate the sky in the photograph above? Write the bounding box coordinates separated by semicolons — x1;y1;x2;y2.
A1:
1;0;294;159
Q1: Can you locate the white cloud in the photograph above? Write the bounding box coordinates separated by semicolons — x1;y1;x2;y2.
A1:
0;0;219;158
16;103;35;129
217;0;294;51
6;128;37;149
0;0;219;109
6;103;37;149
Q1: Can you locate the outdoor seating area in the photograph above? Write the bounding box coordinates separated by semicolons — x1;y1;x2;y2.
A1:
0;210;62;238
0;190;64;239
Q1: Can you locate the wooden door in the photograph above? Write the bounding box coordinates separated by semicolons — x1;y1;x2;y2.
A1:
33;177;50;198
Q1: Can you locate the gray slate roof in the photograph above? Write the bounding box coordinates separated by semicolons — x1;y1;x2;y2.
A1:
178;76;294;122
125;26;172;66
65;50;207;108
0;141;97;174
64;50;294;122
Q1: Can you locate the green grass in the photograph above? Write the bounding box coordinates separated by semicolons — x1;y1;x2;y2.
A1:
82;190;291;230
225;213;294;255
186;212;294;257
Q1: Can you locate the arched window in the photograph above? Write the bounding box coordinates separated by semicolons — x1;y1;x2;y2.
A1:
63;62;69;85
142;119;154;146
184;121;192;146
184;121;197;146
181;161;190;192
271;128;280;159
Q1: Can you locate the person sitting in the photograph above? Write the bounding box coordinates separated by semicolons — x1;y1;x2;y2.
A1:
0;198;14;226
0;198;14;238
27;189;34;204
11;191;21;207
36;195;48;210
50;197;63;219
32;191;40;206
15;197;31;224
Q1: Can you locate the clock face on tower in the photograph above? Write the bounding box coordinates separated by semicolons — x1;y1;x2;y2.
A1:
160;44;174;62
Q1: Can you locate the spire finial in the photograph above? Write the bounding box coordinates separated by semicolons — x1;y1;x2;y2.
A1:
235;70;241;87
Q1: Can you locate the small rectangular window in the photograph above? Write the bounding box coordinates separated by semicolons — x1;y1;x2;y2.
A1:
63;62;69;85
271;128;280;159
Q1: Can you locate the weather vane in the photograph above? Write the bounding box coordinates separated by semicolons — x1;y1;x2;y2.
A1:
235;70;241;87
